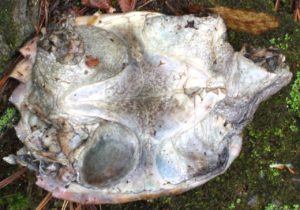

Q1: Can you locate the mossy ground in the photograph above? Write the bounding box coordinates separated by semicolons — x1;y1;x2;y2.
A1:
0;0;299;209
0;0;21;75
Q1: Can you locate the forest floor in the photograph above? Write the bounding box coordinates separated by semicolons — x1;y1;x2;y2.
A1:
0;0;299;209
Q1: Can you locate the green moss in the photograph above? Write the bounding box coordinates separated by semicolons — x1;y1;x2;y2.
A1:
0;56;10;76
0;1;20;49
0;107;17;133
265;203;300;210
0;0;21;74
269;33;292;50
287;71;300;118
0;192;30;210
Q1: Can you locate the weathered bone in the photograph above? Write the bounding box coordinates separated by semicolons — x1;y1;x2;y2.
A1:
9;37;38;83
5;12;292;204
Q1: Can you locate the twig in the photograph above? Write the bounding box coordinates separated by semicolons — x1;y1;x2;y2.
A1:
137;0;155;10
274;0;280;12
75;204;82;210
0;167;27;190
36;0;50;35
292;178;300;183
88;205;98;210
35;192;52;210
49;0;60;13
70;202;75;210
61;200;69;210
295;7;300;21
165;0;181;16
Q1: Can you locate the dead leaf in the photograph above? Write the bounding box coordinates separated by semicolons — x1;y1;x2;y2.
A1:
85;55;100;68
81;0;112;11
211;6;279;35
269;163;297;174
118;0;137;12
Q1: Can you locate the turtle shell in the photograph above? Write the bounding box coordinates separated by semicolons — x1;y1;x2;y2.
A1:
6;12;291;204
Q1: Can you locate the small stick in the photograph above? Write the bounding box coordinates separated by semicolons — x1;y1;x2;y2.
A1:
274;0;280;12
70;202;75;210
61;200;69;210
35;192;52;210
165;0;181;16
137;0;155;10
295;7;300;21
75;204;82;210
89;205;98;210
292;178;300;183
0;167;27;190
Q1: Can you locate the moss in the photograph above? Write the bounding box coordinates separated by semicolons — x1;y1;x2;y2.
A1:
0;107;17;133
287;71;300;118
0;0;21;74
265;203;300;210
0;192;30;210
0;1;20;48
0;53;10;76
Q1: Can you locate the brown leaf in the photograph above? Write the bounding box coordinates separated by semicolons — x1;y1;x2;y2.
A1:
118;0;137;12
81;0;112;11
211;6;279;35
85;55;100;68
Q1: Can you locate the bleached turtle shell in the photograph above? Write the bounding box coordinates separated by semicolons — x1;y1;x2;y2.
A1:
7;12;291;204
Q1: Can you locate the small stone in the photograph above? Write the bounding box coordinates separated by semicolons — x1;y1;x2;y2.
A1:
3;155;17;165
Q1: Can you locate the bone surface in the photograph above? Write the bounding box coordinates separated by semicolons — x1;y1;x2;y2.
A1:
5;12;292;204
